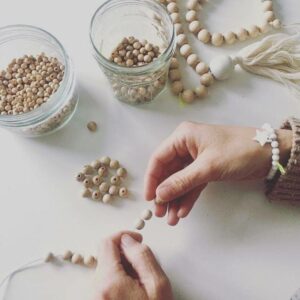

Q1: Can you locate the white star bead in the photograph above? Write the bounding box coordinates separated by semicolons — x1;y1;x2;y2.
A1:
253;130;271;146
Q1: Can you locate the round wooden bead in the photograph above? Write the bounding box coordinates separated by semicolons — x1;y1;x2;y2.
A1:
110;176;121;185
264;11;275;22
134;218;145;230
82;188;92;198
224;32;237;44
187;54;199;67
174;23;184;34
170;57;179;69
171;81;184;95
189;21;201;34
236;28;249;41
248;25;260;38
271;19;281;29
99;182;109;193
87;121;97;132
198;29;211;43
116;167;127;177
91;160;101;170
100;156;111;165
167;2;178;13
93;175;102;185
169;69;181;81
259;21;270;33
92;190;101;201
170;12;180;24
194;85;208;98
83;178;93;188
262;0;273;11
200;72;214;86
84;255;96;268
186;10;197;22
109;185;119;196
71;253;83;264
83;165;93;175
119;187;128;198
63;250;73;261
76;172;85;182
141;209;153;221
102;193;112;203
45;252;55;263
187;0;199;10
180;44;192;58
98;166;107;177
195;62;209;75
176;34;188;47
109;160;120;169
211;33;224;46
182;89;195;103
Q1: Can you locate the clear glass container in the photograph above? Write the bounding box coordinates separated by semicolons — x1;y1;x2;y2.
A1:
0;25;78;137
90;0;175;105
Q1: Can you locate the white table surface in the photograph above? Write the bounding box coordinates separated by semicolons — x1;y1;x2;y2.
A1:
1;0;300;299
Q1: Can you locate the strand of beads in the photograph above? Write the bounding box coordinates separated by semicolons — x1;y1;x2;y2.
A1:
76;156;129;204
186;0;281;46
134;209;153;230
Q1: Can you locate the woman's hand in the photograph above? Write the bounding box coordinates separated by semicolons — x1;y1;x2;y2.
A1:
144;122;292;225
94;231;173;300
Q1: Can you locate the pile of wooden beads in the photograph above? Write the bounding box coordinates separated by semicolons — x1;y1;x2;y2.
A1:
46;250;97;268
76;156;129;204
134;209;153;230
110;36;161;67
0;53;64;115
185;0;281;46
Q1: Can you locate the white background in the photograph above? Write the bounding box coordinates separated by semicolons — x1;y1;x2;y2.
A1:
1;0;300;299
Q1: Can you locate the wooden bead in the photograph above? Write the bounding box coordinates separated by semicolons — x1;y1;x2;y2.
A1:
63;250;73;261
171;81;184;95
45;252;55;263
83;178;93;188
198;29;211;43
182;89;195;103
264;11;275;22
92;190;101;201
262;0;273;11
189;20;201;34
134;218;145;230
180;44;192;58
259;21;270;33
176;34;188;47
187;54;199;67
91;160;101;169
271;19;281;29
100;156;110;165
174;23;184;34
102;193;112;203
196;62;209;75
83;165;93;175
248;25;260;38
93;175;102;185
82;188;92;198
167;2;178;13
200;73;214;86
98;166;107;177
187;0;199;10
236;28;249;41
170;12;180;24
141;209;153;221
109;160;120;169
99;182;110;193
224;32;237;44
116;167;127;177
87;121;97;132
186;10;197;22
194;85;208;98
84;255;96;268
76;172;85;182
169;69;181;81
110;176;121;185
71;253;83;264
170;57;179;69
109;185;119;196
211;33;224;46
119;187;128;198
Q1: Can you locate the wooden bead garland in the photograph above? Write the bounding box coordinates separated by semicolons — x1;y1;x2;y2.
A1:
134;209;153;230
76;156;129;204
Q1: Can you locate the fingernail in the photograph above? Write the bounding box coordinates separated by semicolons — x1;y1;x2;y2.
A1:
121;234;137;247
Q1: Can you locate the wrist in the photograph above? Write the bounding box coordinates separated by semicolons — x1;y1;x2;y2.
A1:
277;129;293;166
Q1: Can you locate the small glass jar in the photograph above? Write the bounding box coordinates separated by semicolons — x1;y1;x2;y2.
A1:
0;25;78;137
90;0;175;105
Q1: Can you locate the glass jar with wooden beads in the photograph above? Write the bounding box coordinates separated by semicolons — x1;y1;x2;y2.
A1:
0;25;78;137
90;0;176;105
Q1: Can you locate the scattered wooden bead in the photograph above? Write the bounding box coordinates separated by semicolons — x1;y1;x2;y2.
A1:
82;188;92;198
134;218;145;230
102;193;113;203
100;156;111;166
83;178;93;188
117;167;127;178
91;160;101;170
141;209;153;221
109;160;120;169
98;166;107;177
63;250;73;261
71;253;83;265
109;185;119;196
99;182;110;193
110;176;121;185
87;121;97;132
83;165;93;175
92;190;101;201
92;175;102;185
119;187;128;198
76;173;85;182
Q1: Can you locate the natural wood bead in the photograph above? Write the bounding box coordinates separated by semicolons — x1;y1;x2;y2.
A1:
211;33;224;46
189;20;202;34
100;156;110;165
76;172;85;182
87;121;97;132
45;252;55;263
186;10;197;22
83;165;93;175
236;28;249;41
182;89;195;103
141;209;153;220
194;85;208;98
171;81;184;95
198;29;211;43
83;178;93;188
179;44;192;58
248;25;260;38
82;188;92;198
102;193;113;203
98;166;107;177
84;255;97;268
134;218;145;230
196;62;209;75
92;190;101;201
169;69;181;81
264;11;275;22
109;160;120;169
167;2;178;13
170;12;180;23
170;57;179;69
262;1;273;12
224;32;237;44
93;175;102;185
111;176;121;185
63;250;73;261
99;182;110;193
271;19;281;29
71;253;83;264
176;34;188;47
109;185;119;196
116;167;127;177
200;72;214;86
119;187;128;198
187;0;199;10
174;23;184;34
91;160;101;170
259;21;270;33
187;54;199;67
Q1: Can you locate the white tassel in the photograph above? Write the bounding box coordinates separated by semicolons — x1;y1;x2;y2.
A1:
209;31;300;99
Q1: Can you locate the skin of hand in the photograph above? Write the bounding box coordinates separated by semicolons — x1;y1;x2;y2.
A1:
144;121;293;226
94;231;173;300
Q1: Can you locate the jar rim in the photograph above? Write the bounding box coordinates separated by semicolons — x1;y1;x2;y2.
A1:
89;0;175;76
0;24;74;127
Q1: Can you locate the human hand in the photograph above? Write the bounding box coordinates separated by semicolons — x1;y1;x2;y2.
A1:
144;122;292;225
94;231;173;300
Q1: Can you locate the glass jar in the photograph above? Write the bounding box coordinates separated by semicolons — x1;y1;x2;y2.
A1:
0;25;78;137
90;0;175;105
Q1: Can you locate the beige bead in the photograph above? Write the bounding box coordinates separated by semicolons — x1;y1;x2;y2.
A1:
259;21;270;33
176;34;188;47
109;185;119;196
198;29;211;43
171;81;184;95
110;176;121;185
195;62;209;75
248;25;260;38
182;89;195;103
102;193;112;203
141;209;153;221
100;156;111;165
236;28;249;41
170;12;180;24
167;2;178;13
174;23;184;34
200;73;214;86
264;11;275;22
71;253;83;264
224;32;236;44
98;166;107;177
186;10;197;22
169;69;181;81
91;160;101;169
134;218;145;230
271;19;281;29
63;250;73;261
83;178;93;188
83;165;93;175
92;190;101;201
189;21;201;34
119;187;128;198
187;0;199;10
45;252;55;263
116;167;127;177
262;0;273;11
194;85;208;98
170;57;179;69
76;172;85;182
211;33;224;46
93;175;102;185
180;44;192;58
82;188;92;198
187;54;199;67
87;121;97;132
99;182;110;193
109;160;120;169
84;255;97;268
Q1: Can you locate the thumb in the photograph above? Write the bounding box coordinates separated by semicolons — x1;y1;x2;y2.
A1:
156;154;213;204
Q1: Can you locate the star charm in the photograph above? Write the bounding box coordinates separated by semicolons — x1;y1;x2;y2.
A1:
253;129;271;146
